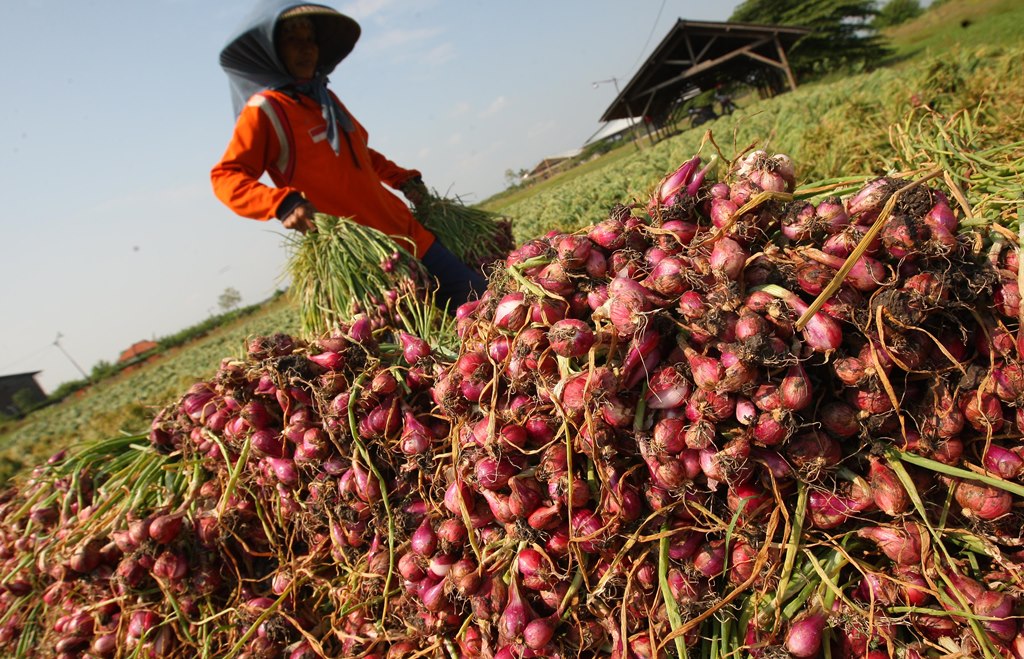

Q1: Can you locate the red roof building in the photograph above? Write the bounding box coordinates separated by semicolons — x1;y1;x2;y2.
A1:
118;340;159;364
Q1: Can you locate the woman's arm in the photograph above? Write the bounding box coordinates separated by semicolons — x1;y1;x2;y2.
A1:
368;147;422;190
210;101;299;221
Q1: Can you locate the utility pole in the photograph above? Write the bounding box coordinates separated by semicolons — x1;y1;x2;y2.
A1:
54;333;90;381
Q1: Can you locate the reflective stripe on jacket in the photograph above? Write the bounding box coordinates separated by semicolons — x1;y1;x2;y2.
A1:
211;89;436;257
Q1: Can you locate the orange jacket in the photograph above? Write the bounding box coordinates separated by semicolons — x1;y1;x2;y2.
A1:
211;89;436;256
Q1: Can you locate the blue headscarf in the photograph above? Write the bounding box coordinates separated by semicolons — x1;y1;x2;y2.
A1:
219;1;360;155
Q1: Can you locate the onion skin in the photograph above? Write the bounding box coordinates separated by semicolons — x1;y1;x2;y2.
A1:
808;489;857;529
857;522;924;564
954;480;1013;520
785;609;826;658
755;284;842;352
498;575;534;645
148;513;184;545
779;363;813;411
975;589;1018;643
650;155;703;210
982;444;1024;479
547;319;595;358
868;457;909;516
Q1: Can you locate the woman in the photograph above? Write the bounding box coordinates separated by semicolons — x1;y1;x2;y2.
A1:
211;1;486;309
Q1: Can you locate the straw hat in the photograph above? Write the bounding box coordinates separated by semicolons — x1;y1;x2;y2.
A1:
277;4;361;71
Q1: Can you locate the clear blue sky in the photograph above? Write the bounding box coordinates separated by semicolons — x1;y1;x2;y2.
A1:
0;0;743;392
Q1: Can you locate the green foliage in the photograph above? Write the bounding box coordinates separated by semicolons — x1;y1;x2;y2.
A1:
504;168;528;189
413;197;514;274
90;359;118;381
287;215;428;337
0;297;301;483
11;388;43;416
46;379;90;402
874;0;923;28
729;0;889;79
882;0;1024;60
218;286;243;313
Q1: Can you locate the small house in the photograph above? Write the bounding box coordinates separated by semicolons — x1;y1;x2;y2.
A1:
0;372;46;417
118;340;159;365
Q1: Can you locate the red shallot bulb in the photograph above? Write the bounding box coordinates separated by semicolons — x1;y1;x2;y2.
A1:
954;479;1013;520
785;609;826;658
868;457;909;516
649;155;704;210
547;319;595;358
856;522;924;564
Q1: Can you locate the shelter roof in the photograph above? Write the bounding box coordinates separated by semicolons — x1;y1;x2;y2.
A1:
599;19;810;122
0;371;41;381
584;118;641;146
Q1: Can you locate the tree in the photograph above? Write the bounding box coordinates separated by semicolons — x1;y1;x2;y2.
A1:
11;388;42;416
90;359;118;380
874;0;922;29
730;0;890;80
218;287;243;313
504;168;528;189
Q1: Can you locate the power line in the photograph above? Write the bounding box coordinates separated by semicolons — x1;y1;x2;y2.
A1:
628;0;668;73
0;344;55;374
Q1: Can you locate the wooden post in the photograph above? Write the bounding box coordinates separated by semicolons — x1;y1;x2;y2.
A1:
774;33;798;92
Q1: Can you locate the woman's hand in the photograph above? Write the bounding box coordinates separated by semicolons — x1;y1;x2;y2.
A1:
401;178;430;208
282;200;317;233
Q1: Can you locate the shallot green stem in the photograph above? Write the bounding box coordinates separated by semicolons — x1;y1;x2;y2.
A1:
890;448;1024;498
506;259;562;301
934;573;1000;658
559;560;587;618
774;481;807;613
659;522;689;659
509;255;551;272
157;581;196;644
346;372;397;622
209;429;250;522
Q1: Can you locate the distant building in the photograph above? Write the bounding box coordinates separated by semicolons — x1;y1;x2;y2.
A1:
0;372;46;417
523;148;583;183
583;117;641;148
118;340;159;364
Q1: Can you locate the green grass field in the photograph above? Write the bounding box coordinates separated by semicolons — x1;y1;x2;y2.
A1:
0;297;301;479
2;0;1022;483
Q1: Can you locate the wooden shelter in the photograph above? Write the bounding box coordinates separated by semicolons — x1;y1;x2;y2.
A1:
0;372;46;417
523;149;583;183
599;20;810;129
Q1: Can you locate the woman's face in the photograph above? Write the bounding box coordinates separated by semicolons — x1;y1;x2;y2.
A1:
277;18;318;80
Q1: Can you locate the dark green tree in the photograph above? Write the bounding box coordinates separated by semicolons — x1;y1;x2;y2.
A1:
11;388;43;416
730;0;890;80
90;359;118;380
874;0;923;29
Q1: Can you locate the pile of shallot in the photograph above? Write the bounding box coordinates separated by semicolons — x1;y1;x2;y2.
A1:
2;148;1024;658
0;308;457;658
427;150;1024;657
